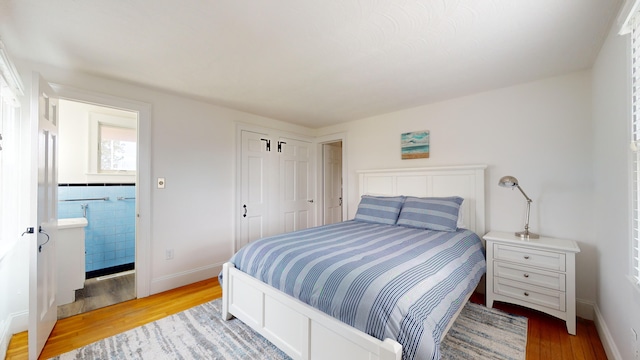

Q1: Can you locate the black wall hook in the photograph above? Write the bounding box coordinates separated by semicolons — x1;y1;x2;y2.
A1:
38;226;50;252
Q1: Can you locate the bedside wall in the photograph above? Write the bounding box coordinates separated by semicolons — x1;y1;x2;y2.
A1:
317;71;595;305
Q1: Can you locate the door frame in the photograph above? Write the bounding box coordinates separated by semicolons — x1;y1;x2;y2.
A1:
50;84;152;298
315;133;348;226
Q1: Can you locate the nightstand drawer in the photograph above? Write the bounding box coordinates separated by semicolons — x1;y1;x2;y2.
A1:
493;243;566;271
494;261;566;291
494;277;566;311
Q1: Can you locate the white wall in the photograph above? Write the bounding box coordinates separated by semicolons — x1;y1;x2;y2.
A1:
12;59;314;315
317;71;597;312
592;22;640;360
58;100;137;184
0;241;29;359
6;27;635;359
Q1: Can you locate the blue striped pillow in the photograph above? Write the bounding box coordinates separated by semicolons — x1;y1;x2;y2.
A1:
354;195;406;225
396;196;463;231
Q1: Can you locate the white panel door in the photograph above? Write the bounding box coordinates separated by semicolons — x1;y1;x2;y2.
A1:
29;73;59;359
323;143;342;225
279;137;315;233
239;130;270;250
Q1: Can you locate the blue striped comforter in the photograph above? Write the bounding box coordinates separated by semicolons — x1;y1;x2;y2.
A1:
227;220;486;360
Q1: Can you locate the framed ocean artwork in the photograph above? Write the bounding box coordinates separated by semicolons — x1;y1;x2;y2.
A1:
401;131;430;159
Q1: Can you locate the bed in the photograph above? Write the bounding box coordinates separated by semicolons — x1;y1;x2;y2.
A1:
222;165;487;360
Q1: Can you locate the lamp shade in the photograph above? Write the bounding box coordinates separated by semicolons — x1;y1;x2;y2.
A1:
498;175;518;188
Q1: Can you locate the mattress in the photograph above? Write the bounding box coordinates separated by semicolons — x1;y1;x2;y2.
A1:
225;220;486;360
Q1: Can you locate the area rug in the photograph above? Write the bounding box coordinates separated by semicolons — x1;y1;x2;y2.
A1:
50;299;527;360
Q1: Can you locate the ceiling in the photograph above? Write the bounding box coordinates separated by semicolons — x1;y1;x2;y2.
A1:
0;0;623;128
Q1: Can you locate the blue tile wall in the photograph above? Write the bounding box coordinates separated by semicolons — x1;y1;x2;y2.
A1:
59;184;136;273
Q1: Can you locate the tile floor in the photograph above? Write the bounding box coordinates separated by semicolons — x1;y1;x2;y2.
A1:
57;271;135;319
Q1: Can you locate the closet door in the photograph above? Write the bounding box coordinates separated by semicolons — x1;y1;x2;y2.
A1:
278;137;315;233
239;130;271;249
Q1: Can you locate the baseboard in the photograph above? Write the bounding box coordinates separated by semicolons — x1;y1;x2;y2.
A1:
149;262;223;295
0;310;28;360
86;262;135;279
576;299;624;360
0;318;9;360
576;298;595;321
593;303;624;360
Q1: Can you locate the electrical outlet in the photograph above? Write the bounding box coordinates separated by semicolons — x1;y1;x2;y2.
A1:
157;177;166;189
165;248;174;260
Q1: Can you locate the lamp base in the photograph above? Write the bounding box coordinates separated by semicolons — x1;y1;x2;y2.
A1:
516;230;539;239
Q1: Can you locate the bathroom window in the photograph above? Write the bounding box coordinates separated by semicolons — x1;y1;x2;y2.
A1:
88;111;137;175
99;124;136;172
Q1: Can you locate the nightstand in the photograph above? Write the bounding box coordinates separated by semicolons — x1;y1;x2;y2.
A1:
484;231;581;335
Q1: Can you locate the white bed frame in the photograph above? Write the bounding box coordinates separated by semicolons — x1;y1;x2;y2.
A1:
222;165;486;360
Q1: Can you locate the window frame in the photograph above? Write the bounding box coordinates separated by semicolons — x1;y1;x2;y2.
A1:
98;122;137;173
88;111;137;176
629;9;640;287
0;53;23;259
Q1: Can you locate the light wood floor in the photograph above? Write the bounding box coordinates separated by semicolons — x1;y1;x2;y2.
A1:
6;278;606;359
6;278;221;359
470;292;608;359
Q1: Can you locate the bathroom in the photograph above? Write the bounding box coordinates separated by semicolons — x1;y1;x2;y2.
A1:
56;99;138;318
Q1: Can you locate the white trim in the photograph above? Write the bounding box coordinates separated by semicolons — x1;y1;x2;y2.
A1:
628;274;640;294
594;302;624;360
149;262;222;295
0;317;9;360
9;310;28;334
0;40;24;97
629;9;640;291
49;84;152;299
0;309;28;360
575;298;595;321
88;111;137;175
0;85;22;260
619;0;640;35
315;132;348;225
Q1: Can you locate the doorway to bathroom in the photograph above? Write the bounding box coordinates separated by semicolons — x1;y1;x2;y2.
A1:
56;99;138;318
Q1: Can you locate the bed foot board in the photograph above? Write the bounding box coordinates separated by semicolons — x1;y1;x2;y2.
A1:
222;262;402;360
221;262;233;321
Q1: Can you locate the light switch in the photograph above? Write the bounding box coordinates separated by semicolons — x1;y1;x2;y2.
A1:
157;177;165;189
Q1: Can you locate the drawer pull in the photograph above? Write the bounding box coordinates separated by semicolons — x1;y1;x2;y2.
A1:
524;256;530;260
523;273;530;278
524;292;529;297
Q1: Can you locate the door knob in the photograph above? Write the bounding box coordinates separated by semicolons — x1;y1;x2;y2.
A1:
307;200;314;203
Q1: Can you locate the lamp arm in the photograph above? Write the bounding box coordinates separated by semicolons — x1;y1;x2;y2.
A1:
524;198;531;232
515;185;533;202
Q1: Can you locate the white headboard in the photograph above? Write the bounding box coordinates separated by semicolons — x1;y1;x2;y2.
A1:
357;165;487;236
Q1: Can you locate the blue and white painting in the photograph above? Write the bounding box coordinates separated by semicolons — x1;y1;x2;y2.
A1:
401;131;430;159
